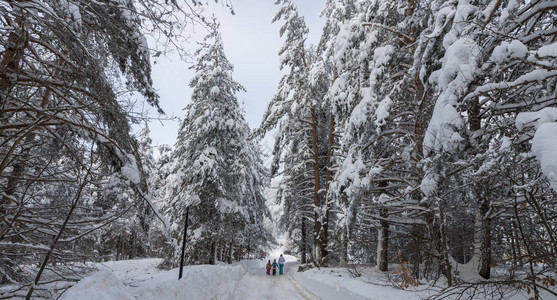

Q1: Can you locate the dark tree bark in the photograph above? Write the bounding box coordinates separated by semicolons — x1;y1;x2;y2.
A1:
209;240;216;265
439;202;452;286
227;241;233;264
377;181;389;271
301;217;307;264
310;105;323;265
470;97;492;280
478;197;492;279
378;206;389;271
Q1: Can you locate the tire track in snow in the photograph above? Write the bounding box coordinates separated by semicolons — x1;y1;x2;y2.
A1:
287;273;322;300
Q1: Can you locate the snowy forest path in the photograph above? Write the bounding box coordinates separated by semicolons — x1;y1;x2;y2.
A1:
234;260;322;300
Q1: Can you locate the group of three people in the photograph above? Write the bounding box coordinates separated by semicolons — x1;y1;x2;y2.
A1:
266;254;286;276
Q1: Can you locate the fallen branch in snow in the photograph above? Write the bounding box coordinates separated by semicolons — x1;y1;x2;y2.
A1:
297;263;315;272
347;264;362;278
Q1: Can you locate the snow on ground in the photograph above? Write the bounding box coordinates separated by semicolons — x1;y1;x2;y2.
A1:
61;259;246;300
58;256;556;300
235;259;319;300
95;257;165;286
61;256;428;300
292;267;429;300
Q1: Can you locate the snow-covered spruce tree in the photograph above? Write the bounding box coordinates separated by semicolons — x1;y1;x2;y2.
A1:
132;124;157;256
274;122;315;264
163;21;269;266
326;0;430;275
257;0;334;266
319;0;368;267
313;0;362;267
99;123;158;261
357;0;430;274
148;144;181;261
318;0;357;59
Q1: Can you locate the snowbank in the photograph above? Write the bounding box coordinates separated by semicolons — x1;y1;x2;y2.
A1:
135;264;246;299
61;260;247;300
61;270;134;300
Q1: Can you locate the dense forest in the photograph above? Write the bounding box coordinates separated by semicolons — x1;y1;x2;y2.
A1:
1;0;557;299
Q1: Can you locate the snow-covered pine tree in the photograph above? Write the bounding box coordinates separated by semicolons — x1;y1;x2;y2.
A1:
100;124;158;261
134;124;157;255
148;144;181;262
256;0;557;295
325;0;428;273
319;0;369;267
258;0;334;266
164;20;269;265
318;0;357;59
274;119;315;264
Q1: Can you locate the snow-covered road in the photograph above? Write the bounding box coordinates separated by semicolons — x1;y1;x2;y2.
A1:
235;260;320;300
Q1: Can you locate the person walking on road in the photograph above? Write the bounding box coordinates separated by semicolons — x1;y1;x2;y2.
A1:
266;260;271;275
272;259;278;276
278;254;286;275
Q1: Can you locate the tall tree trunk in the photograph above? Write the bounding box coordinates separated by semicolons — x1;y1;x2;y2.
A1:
340;223;348;266
511;220;523;267
468;198;492;280
470;97;491;280
439;201;453;286
377;181;389;271
508;219;517;278
133;143;152;257
413;77;429;279
219;241;224;262
423;207;440;280
478;197;491;279
411;227;421;279
227;241;233;264
209;240;216;265
377;206;389;271
301;216;307;264
246;231;251;260
318;116;335;266
319;65;339;266
310;105;322;265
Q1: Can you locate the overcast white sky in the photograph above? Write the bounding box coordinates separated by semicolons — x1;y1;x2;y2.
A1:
144;0;325;151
